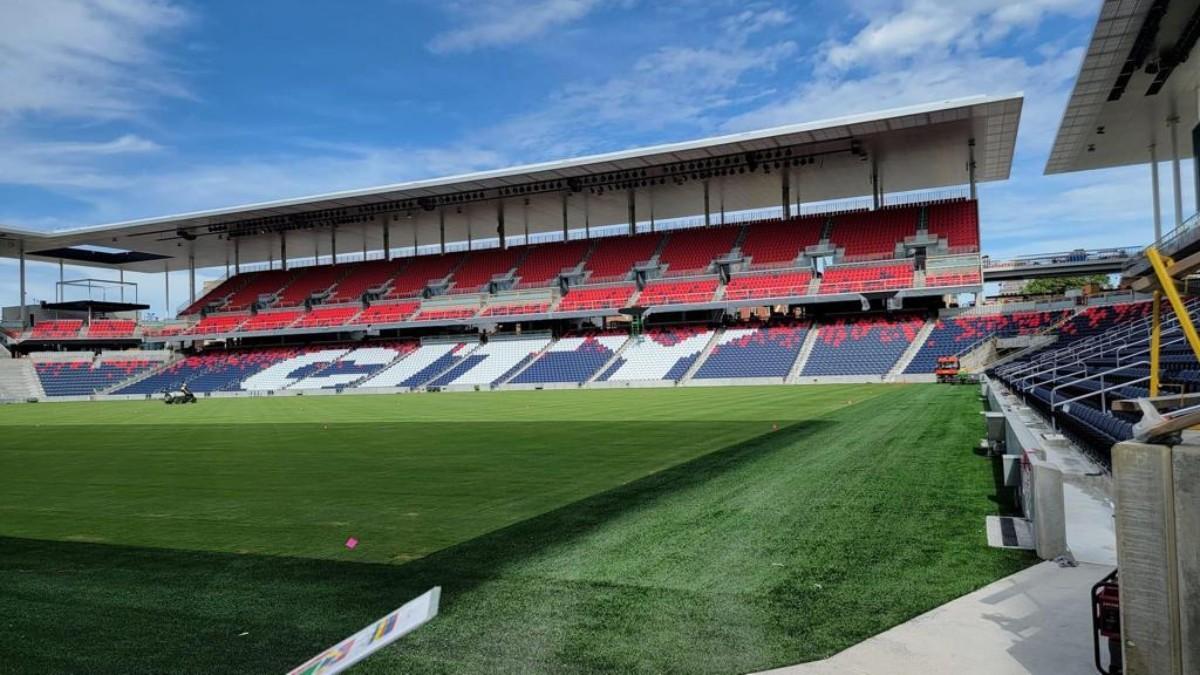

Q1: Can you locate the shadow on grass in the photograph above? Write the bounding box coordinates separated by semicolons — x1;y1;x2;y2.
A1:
0;420;828;674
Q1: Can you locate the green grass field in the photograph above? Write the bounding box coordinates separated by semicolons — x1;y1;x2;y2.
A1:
0;385;1031;674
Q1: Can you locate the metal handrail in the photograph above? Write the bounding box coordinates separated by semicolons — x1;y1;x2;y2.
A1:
1051;375;1152;412
1049;360;1150;409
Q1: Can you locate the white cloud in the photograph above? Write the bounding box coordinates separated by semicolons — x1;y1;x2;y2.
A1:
0;0;190;120
824;0;1093;70
428;0;615;54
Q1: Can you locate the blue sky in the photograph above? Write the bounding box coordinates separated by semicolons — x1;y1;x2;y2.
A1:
0;0;1178;316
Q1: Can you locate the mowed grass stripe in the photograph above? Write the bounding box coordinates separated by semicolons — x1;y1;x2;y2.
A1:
0;385;1030;674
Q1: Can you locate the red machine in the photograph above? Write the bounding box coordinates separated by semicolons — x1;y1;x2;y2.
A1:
935;356;961;383
1091;570;1122;674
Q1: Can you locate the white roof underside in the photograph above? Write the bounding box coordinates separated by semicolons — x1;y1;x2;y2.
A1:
0;94;1022;273
1047;0;1200;174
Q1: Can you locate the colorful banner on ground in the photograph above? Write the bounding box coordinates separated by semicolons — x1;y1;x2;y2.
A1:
285;587;441;675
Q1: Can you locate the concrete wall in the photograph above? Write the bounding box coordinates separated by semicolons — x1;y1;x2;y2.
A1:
1112;441;1200;675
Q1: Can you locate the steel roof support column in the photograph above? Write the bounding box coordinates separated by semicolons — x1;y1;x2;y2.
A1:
466;207;473;250
719;177;726;225
280;231;288;271
523;198;530;243
794;166;802;216
18;240;26;329
703;179;711;227
382;217;391;261
584;193;591;239
497;200;506;249
561;193;569;240
1151;143;1163;242
361;228;367;260
440;208;447;254
330;227;338;266
967;138;977;201
871;158;880;210
188;250;196;305
58;259;64;302
164;261;170;316
649;185;656;233
234;238;241;275
119;268;125;302
411;217;418;255
627;188;636;236
1170;114;1183;229
781;168;791;218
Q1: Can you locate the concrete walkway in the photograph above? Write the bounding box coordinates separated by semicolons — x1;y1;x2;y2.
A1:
756;561;1110;675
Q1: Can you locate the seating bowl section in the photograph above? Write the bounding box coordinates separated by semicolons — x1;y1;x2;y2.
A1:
30;320;83;339
693;323;809;380
740;216;824;269
802;315;924;376
830;207;919;260
657;226;739;276
427;337;554;387
510;333;629;384
903;310;1070;374
637;278;719;306
584;233;662;282
115;346;320;394
819;263;913;294
87;320;137;338
35;356;160;396
364;342;479;389
515;240;590;287
598;326;713;382
724;271;813;301
927;200;980;252
557;285;635;312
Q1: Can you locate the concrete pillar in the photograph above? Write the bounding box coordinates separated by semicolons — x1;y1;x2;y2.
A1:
188;251;196;305
1170;115;1184;229
18;240;27;329
1152;143;1163;242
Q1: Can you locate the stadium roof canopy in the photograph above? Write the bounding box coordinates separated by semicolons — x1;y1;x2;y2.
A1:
1047;0;1200;174
0;94;1022;274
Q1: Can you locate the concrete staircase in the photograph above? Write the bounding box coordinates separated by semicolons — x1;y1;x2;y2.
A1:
679;328;725;383
887;319;936;380
786;324;821;382
0;359;44;400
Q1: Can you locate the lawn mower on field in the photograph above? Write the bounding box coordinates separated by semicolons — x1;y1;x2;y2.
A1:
163;386;197;404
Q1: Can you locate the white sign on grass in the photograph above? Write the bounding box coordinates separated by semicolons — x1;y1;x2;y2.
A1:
285;587;441;675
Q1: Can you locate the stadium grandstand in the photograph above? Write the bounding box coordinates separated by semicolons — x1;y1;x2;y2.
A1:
3;2;1200;671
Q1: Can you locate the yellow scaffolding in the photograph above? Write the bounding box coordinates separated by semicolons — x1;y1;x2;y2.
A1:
1144;246;1200;396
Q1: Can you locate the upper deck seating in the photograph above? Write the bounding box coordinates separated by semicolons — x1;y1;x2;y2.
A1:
326;259;403;304
693;323;809;379
819;263;913;294
583;233;662;282
223;270;297;311
637;278;719;306
657;226;739;276
740;216;825;268
510;332;629;384
351;302;420;325
449;248;523;293
185;313;248;335
275;265;345;307
801;315;924;376
829;207;919;260
724;271;813;301
927;200;980;251
238;310;303;332
86;320;137;338
597;325;713;382
383;254;465;300
293;305;362;329
515;240;590;287
557;284;635;312
30;320;83;339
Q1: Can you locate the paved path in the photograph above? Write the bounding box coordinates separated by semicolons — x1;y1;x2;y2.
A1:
756;561;1109;675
